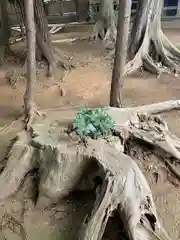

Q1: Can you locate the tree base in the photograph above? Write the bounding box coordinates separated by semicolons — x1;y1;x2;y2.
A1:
1;100;180;239
127;0;180;76
125;30;180;76
5;48;70;94
91;20;117;44
23;102;44;131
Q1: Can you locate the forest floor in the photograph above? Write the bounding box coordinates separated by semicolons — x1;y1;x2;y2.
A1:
0;25;180;239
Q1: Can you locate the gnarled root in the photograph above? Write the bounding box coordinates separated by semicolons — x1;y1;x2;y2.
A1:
0;132;34;201
24;101;43;131
5;60;27;89
0;214;27;240
126;114;180;180
78;139;171;240
36;32;74;82
105;100;180;182
133;99;180;114
0;99;180;239
126;2;180;76
79;101;180;239
126;30;180;76
6;43;73;92
91;20;117;44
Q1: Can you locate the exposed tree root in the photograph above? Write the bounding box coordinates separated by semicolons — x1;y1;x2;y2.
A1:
1;100;180;239
132;99;180;114
125;30;180;76
5;50;69;95
12;0;73;91
0;132;34;201
5;70;23;89
124;114;180;179
0;214;27;240
23;103;44;131
90;0;116;44
36;32;74;78
126;0;180;76
91;20;116;44
78;140;171;240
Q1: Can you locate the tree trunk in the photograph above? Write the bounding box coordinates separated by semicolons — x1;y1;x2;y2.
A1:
34;0;72;73
0;0;10;64
126;0;180;76
34;0;55;77
91;0;116;42
75;0;89;22
110;0;132;107
15;0;71;80
23;0;37;129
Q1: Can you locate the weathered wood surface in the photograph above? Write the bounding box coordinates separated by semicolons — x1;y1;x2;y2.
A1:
0;100;180;239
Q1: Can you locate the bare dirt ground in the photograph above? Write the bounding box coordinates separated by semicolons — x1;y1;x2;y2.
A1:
0;26;180;239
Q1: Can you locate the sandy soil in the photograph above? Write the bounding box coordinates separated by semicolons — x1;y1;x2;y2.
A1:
0;26;180;239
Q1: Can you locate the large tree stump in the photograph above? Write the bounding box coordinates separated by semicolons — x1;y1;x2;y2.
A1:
0;100;180;239
31;122;91;204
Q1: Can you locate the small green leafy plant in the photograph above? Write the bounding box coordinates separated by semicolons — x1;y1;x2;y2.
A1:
72;106;115;139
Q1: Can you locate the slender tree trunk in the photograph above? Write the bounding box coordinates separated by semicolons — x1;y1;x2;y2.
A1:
0;0;10;64
126;0;180;76
23;0;36;129
110;0;132;107
91;0;116;42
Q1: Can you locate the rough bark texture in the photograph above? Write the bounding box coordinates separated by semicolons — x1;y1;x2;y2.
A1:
15;0;72;81
78;140;171;240
110;0;131;107
0;100;180;238
0;0;10;64
126;0;180;76
0;132;34;201
91;0;117;42
34;0;55;77
23;0;38;130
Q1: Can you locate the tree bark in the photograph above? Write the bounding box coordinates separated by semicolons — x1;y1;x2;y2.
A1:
110;0;132;107
0;101;180;239
33;0;71;73
75;0;90;22
34;0;55;77
128;0;151;60
23;0;37;129
91;0;116;42
15;0;71;80
0;0;10;64
126;0;180;76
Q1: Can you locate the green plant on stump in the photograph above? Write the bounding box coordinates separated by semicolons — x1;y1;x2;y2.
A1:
72;106;115;139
